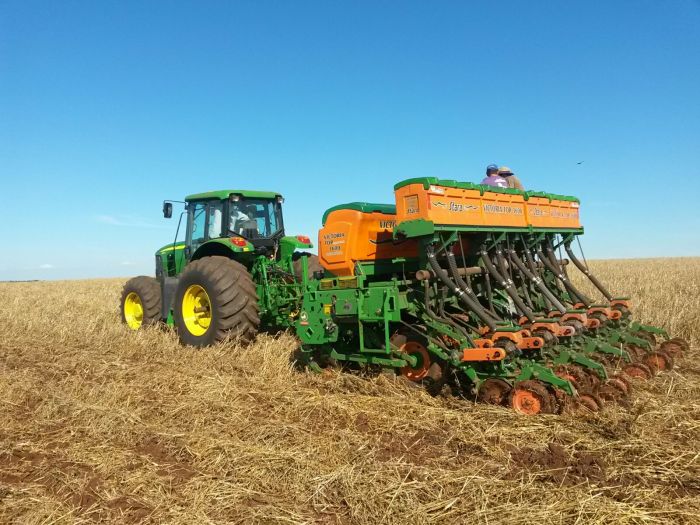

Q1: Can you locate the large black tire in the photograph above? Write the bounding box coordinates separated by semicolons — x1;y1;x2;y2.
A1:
174;256;260;347
292;252;323;281
120;276;162;330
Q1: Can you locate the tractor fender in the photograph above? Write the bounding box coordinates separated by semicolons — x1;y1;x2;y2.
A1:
190;238;254;262
279;235;314;260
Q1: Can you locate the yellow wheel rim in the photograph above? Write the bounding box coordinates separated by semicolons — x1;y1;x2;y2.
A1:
182;284;212;336
124;292;144;330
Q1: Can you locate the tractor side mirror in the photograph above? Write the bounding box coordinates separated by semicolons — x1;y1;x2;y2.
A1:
163;202;173;219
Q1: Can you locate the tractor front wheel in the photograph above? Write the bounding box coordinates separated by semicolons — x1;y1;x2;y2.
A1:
174;256;260;347
120;276;162;330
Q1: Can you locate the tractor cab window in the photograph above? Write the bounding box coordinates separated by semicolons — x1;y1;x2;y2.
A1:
229;198;281;239
207;201;223;239
188;202;207;251
187;200;224;252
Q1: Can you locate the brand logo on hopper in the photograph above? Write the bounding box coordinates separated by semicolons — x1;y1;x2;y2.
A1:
433;200;479;212
483;204;524;215
449;201;479;212
379;220;396;229
550;210;579;219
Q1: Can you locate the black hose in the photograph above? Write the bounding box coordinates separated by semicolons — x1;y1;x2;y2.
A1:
536;245;589;307
426;246;498;331
484;272;495;313
523;245;557;308
496;248;534;311
421;281;468;348
480;248;535;322
445;251;501;324
564;242;613;300
507;249;567;313
544;242;593;306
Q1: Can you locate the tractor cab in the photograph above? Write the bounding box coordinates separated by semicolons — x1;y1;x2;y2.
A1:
181;189;285;255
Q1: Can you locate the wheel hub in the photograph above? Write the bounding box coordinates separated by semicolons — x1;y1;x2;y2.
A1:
182;284;212;336
123;292;144;330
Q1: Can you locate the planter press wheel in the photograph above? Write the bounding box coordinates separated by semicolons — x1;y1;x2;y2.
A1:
509;380;555;415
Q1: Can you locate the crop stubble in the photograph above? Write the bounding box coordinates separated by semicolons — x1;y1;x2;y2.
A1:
0;258;698;524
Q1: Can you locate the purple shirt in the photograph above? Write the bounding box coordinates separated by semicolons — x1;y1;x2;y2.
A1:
481;175;508;188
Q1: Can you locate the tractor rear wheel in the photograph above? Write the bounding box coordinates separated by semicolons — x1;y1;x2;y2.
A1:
293;252;323;281
120;276;162;330
174;256;260;347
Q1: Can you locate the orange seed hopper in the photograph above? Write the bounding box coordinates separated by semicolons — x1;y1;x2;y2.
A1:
319;203;419;277
392;178;581;232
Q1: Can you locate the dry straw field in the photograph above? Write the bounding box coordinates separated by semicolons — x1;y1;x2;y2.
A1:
1;257;698;524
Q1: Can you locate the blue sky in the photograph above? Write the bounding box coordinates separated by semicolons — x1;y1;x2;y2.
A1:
1;1;699;280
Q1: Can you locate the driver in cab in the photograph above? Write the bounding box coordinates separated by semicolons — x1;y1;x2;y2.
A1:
230;202;258;236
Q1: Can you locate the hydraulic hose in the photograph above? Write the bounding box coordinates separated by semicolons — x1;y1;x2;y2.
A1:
521;244;557;309
421;281;470;345
545;242;593;305
496;248;535;311
564;242;613;301
445;251;501;325
426;246;498;331
507;249;567;313
480;248;535;322
536;245;590;307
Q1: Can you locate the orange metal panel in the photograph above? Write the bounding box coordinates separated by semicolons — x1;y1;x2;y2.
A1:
549;199;581;229
318;208;419;276
395;182;528;228
526;196;553;228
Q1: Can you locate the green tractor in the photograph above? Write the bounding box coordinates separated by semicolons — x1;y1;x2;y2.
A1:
120;189;320;346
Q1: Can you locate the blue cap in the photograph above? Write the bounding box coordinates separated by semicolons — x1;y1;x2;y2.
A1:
486;163;499;175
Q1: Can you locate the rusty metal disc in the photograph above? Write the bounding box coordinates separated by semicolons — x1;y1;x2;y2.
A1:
477;378;512;406
623;363;653;380
625;344;647;361
635;331;657;347
578;392;603;412
598;378;630;402
659;340;684;359
554;365;586;390
644;351;673;371
669;337;690;353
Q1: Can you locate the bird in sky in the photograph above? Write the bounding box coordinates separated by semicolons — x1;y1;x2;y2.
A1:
576;161;585;165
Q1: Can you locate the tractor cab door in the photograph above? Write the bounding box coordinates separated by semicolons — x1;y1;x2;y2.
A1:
186;200;224;257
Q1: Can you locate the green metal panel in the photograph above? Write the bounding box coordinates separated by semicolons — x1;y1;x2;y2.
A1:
155;242;187;276
548;193;580;202
394;218;583;238
278;235;314;266
393;177;580;203
185;189;282;201
321;202;397;225
393;177;483;192
155;241;186;255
